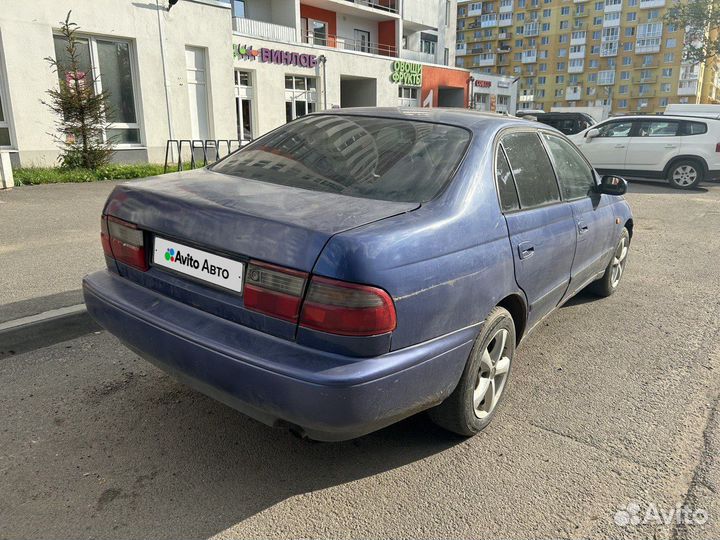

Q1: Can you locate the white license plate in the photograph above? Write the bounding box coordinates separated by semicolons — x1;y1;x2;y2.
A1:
153;237;244;294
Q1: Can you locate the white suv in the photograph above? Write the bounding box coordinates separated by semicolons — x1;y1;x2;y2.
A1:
569;115;720;189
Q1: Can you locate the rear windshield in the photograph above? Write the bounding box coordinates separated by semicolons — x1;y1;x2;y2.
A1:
211;114;471;203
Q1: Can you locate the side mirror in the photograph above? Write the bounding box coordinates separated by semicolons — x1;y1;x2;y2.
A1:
597;175;627;196
585;128;600;140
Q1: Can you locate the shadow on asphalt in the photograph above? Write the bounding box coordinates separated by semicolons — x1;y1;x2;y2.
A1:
50;362;468;538
625;178;711;195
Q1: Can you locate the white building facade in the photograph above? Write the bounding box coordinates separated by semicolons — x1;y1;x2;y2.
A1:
0;0;469;167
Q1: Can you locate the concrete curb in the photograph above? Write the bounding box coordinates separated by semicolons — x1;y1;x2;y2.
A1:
0;302;100;358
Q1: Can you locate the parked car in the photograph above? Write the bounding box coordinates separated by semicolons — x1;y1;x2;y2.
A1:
664;104;720;120
569;115;720;189
515;109;545;118
532;112;596;135
83;109;633;441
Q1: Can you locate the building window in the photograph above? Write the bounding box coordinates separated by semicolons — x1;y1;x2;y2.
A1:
662;68;673;77
302;18;329;46
623;56;632;65
285;76;317;123
660;97;668;106
0;68;10;147
664;53;674;63
618;99;628;107
619;85;628;93
235;70;254;141
666;38;676;48
421;34;437;55
661;83;671;92
398;86;419;107
53;35;141;145
232;0;245;17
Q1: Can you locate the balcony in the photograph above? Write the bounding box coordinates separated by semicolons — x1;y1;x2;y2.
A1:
522;49;537;63
603;13;621;27
402;48;437;63
498;31;511;39
339;0;399;13
632;88;656;97
639;0;665;7
500;1;514;12
678;81;699;96
499;15;513;26
233;18;297;42
566;86;582;100
600;41;618;56
496;45;512;53
568;61;585;73
302;31;397;57
570;31;587;45
598;70;616;85
604;0;623;12
636;37;661;53
481;14;498;27
468;4;484;16
456;43;468;55
524;22;540;36
569;46;586;59
473;53;497;66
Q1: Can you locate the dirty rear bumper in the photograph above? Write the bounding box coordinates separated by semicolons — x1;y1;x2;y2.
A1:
82;270;477;441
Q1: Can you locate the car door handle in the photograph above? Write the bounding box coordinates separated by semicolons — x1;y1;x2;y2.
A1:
518;241;535;260
614;144;626;148
577;220;589;235
664;144;677;148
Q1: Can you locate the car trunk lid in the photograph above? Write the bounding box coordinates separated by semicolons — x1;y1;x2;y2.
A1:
104;169;419;272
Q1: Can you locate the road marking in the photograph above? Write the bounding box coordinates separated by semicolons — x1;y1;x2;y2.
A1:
0;304;86;332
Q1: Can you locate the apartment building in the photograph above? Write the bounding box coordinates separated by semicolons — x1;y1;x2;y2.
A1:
456;0;720;115
0;0;468;167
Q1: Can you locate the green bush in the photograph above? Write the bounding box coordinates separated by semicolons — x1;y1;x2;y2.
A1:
14;163;190;186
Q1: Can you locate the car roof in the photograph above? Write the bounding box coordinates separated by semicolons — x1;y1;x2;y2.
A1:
603;115;719;122
535;112;591;118
312;107;535;132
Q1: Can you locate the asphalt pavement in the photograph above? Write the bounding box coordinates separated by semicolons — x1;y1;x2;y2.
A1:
1;180;719;539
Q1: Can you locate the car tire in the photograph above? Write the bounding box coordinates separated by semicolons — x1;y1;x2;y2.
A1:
590;227;630;298
429;306;516;436
667;159;704;189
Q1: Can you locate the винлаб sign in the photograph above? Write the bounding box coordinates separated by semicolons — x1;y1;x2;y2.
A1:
234;44;318;68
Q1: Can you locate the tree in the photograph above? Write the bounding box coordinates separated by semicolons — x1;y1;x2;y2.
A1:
664;0;720;65
43;11;114;169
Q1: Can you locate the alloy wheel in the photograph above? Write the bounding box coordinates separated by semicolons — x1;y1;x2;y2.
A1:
610;236;628;288
473;328;511;419
672;165;698;187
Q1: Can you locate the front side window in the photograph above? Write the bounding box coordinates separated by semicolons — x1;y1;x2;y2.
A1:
212;115;471;203
53;35;141;145
501;131;560;209
596;120;632;137
543;134;595;199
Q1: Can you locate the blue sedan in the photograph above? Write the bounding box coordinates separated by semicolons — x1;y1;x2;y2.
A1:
83;108;633;441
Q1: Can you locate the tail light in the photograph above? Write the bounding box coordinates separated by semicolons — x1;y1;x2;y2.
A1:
299;277;396;336
716;143;720;153
101;215;148;271
244;260;308;322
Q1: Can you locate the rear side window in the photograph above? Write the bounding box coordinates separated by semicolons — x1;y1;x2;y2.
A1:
543;134;596;200
211;114;471;203
495;147;519;212
680;121;707;136
501;132;560;209
637;120;679;137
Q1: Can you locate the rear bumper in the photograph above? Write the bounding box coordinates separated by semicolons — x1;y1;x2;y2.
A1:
82;270;476;441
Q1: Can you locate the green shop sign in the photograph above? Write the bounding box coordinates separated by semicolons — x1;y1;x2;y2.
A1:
391;61;422;87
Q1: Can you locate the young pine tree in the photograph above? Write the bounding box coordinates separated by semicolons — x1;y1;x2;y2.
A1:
43;11;114;169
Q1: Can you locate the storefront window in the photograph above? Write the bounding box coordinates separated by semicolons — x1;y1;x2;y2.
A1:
398;86;419;107
53;35;141;145
235;70;254;141
285;76;317;123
